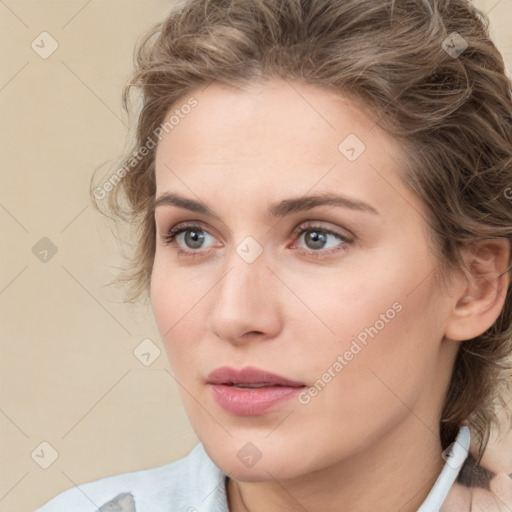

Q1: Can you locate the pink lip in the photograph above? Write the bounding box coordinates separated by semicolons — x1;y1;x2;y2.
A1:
206;366;305;416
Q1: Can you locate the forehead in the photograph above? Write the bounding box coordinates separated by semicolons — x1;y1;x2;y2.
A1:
155;79;383;164
153;79;418;220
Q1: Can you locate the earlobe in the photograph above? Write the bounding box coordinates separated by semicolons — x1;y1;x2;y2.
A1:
445;238;511;342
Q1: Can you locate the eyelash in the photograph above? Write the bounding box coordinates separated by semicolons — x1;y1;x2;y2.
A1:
162;221;353;259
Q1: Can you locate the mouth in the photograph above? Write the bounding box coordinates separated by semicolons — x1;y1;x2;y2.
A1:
206;366;306;416
206;366;306;388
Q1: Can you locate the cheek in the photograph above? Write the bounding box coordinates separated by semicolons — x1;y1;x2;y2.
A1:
334;286;445;422
293;297;443;459
150;259;195;361
278;254;430;356
292;254;447;408
150;252;203;329
150;255;219;382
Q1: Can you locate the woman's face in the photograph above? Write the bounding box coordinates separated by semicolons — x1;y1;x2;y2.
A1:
151;79;461;480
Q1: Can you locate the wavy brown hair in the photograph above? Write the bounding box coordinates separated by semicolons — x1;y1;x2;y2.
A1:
92;0;512;462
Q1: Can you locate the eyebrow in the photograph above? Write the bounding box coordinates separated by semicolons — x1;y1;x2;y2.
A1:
153;191;379;218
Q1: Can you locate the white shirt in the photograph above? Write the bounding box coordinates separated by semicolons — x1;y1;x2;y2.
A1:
35;426;470;512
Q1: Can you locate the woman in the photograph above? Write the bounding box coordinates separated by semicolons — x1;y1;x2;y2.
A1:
36;0;512;510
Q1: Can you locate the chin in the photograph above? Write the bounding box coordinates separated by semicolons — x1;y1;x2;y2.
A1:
203;440;310;482
221;459;305;483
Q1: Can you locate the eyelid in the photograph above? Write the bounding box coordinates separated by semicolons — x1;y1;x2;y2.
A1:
287;222;354;258
162;220;220;246
161;219;354;259
290;221;354;243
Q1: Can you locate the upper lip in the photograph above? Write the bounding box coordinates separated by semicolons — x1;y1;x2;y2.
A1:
206;366;305;387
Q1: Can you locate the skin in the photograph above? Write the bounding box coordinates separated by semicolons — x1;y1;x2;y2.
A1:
478;404;512;475
441;405;512;511
150;79;509;512
442;476;512;512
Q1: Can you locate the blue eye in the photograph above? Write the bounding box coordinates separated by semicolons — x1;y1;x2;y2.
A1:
164;224;215;251
295;226;347;251
162;221;352;258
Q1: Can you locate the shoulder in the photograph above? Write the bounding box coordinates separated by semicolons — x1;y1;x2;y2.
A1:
442;475;512;512
34;443;229;512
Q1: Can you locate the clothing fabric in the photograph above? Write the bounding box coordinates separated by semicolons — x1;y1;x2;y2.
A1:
35;426;483;512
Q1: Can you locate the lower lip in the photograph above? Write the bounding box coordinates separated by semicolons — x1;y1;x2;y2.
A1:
209;384;304;416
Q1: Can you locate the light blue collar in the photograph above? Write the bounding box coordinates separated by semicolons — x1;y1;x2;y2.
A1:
417;425;471;512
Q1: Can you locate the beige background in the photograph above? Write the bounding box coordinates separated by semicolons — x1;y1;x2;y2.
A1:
0;1;511;511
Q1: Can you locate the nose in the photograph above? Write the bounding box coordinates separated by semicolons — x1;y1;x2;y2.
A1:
207;254;283;345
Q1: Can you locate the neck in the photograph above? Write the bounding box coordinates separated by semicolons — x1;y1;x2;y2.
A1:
227;416;446;512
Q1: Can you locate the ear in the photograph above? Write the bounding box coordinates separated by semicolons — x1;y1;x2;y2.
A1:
444;238;511;341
